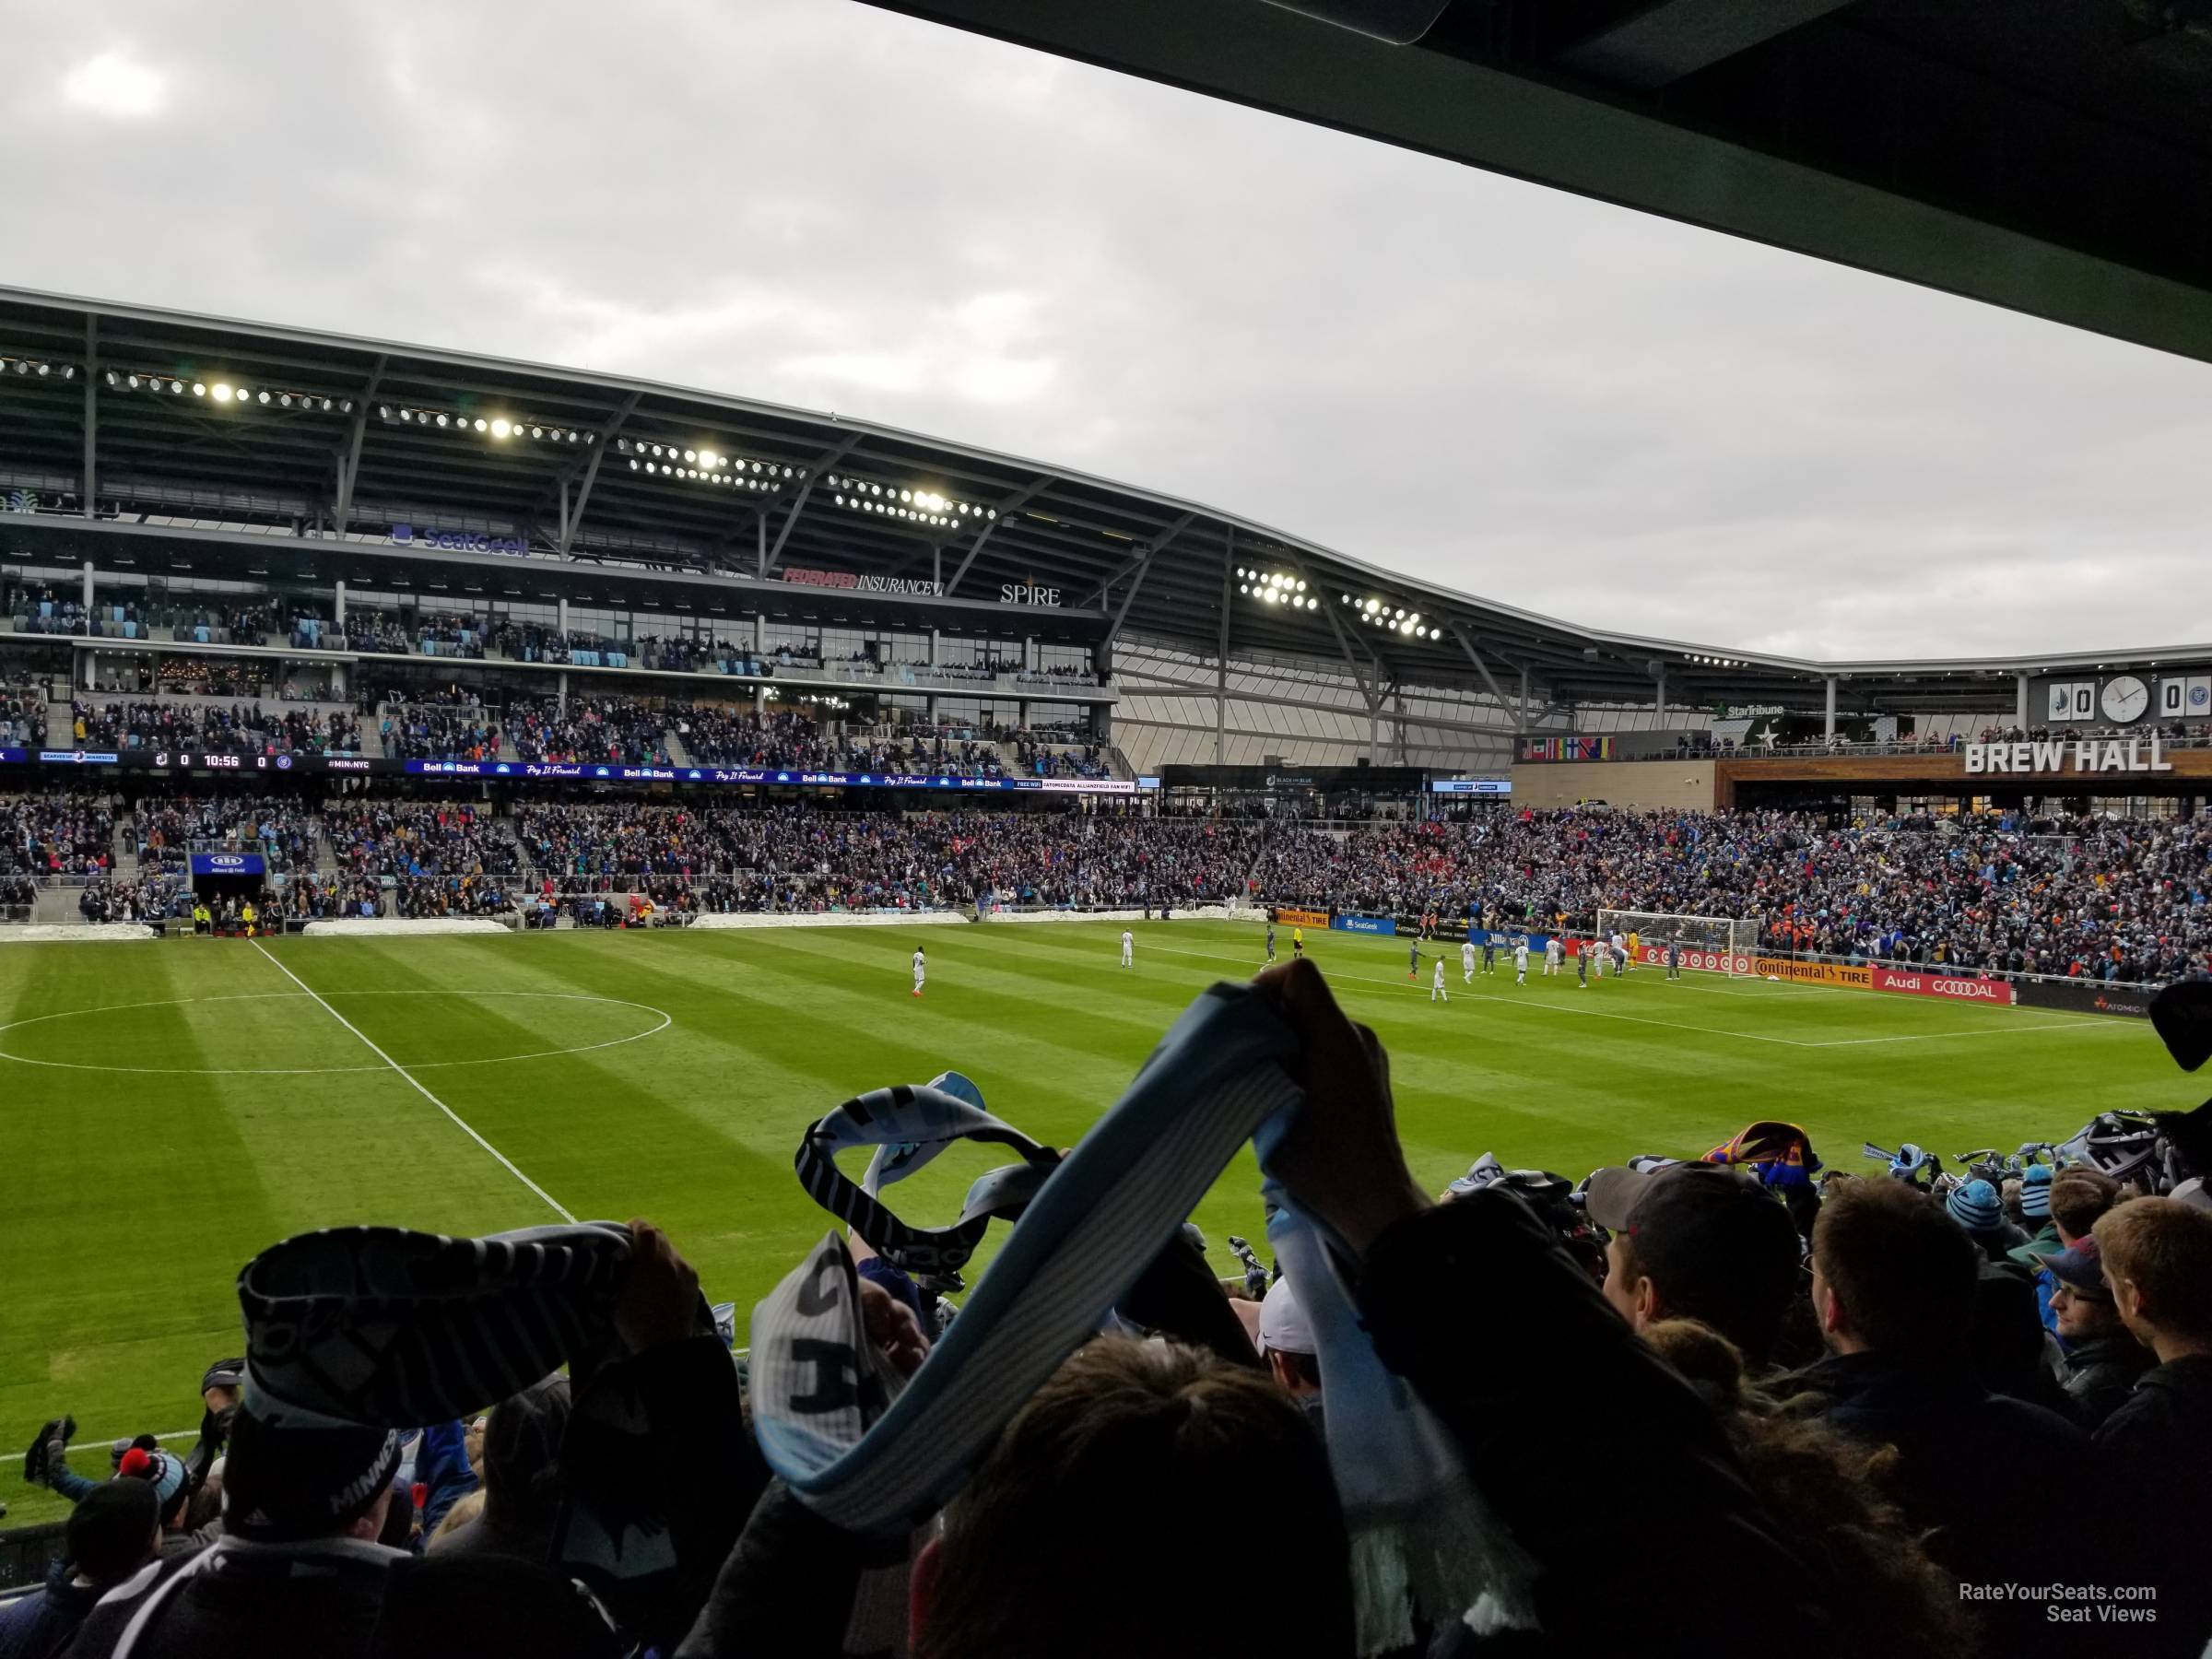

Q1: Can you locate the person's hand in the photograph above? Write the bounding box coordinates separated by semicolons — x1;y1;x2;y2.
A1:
614;1218;702;1352
1253;959;1430;1256
857;1279;930;1379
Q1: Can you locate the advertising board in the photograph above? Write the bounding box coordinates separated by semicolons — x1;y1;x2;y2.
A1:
1870;967;2017;1006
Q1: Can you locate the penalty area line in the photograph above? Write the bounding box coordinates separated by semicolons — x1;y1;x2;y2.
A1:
249;940;575;1223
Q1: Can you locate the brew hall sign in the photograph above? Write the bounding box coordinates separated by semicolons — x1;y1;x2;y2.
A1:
1964;735;2177;775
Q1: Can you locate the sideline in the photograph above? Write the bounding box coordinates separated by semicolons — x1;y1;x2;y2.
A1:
250;940;576;1222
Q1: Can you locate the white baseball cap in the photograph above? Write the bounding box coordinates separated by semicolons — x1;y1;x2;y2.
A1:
1257;1277;1316;1358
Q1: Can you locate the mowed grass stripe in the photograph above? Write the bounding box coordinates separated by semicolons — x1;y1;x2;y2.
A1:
0;922;2177;1536
0;947;287;1520
261;935;785;1233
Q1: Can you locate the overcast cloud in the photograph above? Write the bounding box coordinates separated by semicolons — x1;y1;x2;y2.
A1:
5;0;2207;661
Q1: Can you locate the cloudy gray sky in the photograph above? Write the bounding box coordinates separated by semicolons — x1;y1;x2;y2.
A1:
8;0;2208;660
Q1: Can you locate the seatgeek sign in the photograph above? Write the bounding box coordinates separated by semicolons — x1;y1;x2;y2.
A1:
1964;735;2175;775
390;524;527;556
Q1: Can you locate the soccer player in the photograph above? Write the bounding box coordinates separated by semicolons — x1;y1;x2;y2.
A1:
1431;956;1448;1002
1667;937;1683;980
1611;928;1628;972
1121;928;1135;968
1591;937;1607;981
1292;925;1303;959
1481;935;1496;975
1265;922;1277;963
1409;939;1421;978
1461;937;1477;982
1513;935;1530;985
1627;927;1641;971
912;945;926;998
1577;942;1590;989
1545;935;1562;977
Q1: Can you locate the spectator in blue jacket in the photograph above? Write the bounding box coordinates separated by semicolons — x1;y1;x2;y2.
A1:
0;1479;159;1658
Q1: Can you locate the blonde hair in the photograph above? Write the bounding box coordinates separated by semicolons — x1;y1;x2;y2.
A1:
429;1487;487;1544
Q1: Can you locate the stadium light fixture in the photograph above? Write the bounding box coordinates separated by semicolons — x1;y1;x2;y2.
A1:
211;382;233;401
490;418;512;439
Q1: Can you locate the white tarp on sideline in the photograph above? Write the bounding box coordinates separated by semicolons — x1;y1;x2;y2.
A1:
300;918;512;937
690;910;970;930
0;924;158;943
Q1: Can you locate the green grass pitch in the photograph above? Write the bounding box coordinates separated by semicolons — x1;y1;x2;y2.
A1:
0;919;2170;1531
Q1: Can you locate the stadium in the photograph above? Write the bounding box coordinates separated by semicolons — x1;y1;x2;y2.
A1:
5;5;2212;1657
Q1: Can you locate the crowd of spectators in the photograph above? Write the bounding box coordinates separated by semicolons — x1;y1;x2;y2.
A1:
1251;806;2212;982
344;609;413;655
136;795;320;876
1011;735;1111;779
509;802;1263;912
0;673;48;747
509;695;672;766
7;591;89;636
13;959;2212;1659
76;871;188;923
324;800;519;881
67;700;359;756
0;790;114;877
417;613;489;659
380;699;505;763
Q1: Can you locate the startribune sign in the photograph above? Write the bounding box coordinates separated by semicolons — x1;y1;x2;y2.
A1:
1964;736;2176;775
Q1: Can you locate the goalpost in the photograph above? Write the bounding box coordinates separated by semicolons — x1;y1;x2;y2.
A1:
1595;910;1759;978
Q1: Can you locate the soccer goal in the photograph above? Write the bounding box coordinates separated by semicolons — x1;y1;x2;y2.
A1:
1595;911;1758;977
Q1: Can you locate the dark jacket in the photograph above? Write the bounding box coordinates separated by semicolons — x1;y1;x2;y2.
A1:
62;1536;406;1659
0;1574;102;1659
1783;1348;2089;1658
2057;1333;2153;1430
2094;1353;2212;1658
1966;1219;2031;1264
1359;1189;1841;1657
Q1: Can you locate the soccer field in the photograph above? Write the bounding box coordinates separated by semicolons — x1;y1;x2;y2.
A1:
0;919;2166;1531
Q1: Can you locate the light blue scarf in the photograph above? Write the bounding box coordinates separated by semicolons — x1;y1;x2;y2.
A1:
749;982;1535;1653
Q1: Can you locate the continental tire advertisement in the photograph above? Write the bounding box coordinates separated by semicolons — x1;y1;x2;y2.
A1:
1753;958;1872;989
1274;907;1329;929
2013;979;2156;1018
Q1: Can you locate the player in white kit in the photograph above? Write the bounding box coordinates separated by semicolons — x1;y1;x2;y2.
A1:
1121;928;1134;967
1545;935;1562;976
912;946;926;998
1431;956;1448;1002
1513;936;1530;984
1461;939;1477;982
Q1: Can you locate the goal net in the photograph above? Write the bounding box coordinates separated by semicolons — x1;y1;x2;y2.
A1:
1595;911;1758;977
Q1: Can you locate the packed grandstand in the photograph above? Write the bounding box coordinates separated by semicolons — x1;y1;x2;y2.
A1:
6;283;2212;1659
4;786;2206;987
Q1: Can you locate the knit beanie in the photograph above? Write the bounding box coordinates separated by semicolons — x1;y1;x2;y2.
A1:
2020;1164;2054;1221
223;1396;401;1543
1947;1178;2004;1234
113;1446;189;1519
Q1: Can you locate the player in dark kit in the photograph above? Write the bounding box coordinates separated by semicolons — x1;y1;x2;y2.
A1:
1265;922;1277;962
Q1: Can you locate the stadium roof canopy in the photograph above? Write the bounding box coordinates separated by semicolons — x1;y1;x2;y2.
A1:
861;0;2212;370
0;285;2203;719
